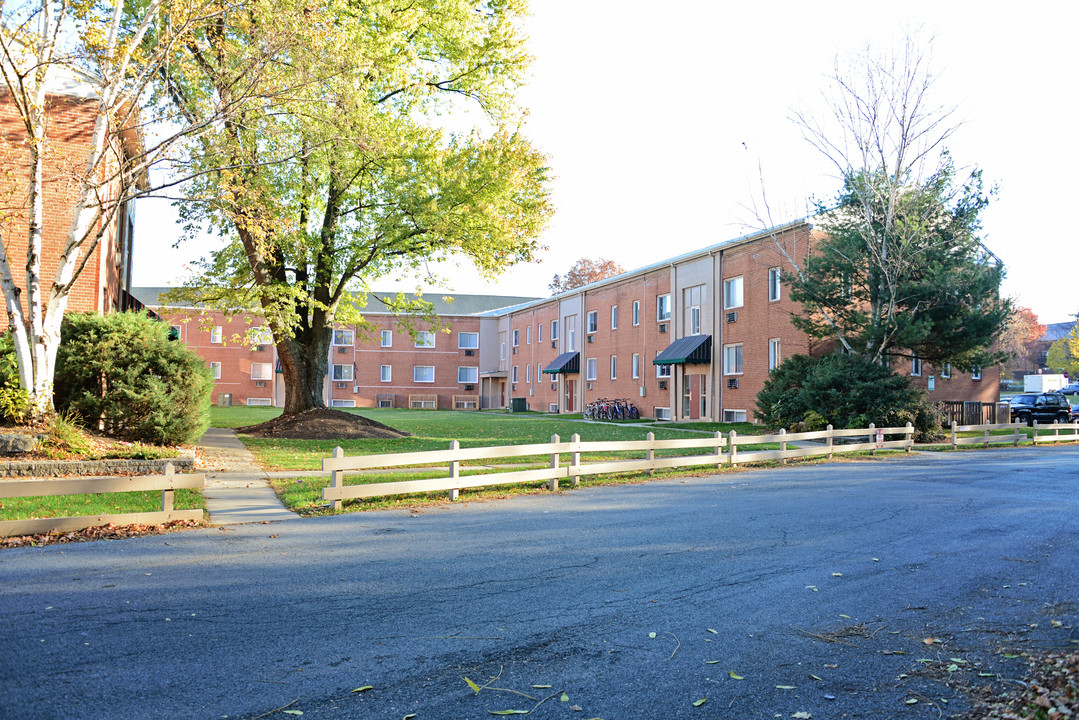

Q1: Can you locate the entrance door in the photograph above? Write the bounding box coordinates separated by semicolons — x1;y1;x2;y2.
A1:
499;381;505;408
565;379;575;413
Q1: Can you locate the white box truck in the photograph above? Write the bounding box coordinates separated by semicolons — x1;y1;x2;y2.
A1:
1023;374;1068;392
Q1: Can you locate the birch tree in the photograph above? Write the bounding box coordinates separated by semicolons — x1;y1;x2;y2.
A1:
0;0;245;419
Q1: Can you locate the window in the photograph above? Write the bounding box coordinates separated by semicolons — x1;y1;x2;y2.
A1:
458;332;479;349
632;353;640;379
251;362;272;380
537;362;542;379
525;364;531;383
723;344;743;375
414;365;434;383
688;307;701;335
512;329;519;347
331;399;356;408
458;366;479;383
168;325;182;341
723;409;748;423
210;326;222;344
632;300;640;326
586;311;598;334
683;284;705;335
769;338;781;371
768;267;781;302
332;364;354;381
512;365;519;383
657;294;671;321
551;320;559;341
332;329;354;346
610;355;617;379
611;306;618;330
942;362;951;378
585;357;597;381
564;316;576;351
537;323;543;343
724;277;743;309
972;367;982;381
380;365;392;382
911;357;922;376
526;326;531;345
252;326;273;345
501;342;506;361
656;354;671;378
415;331;435;348
210;361;221;379
380;330;392;347
247;398;271;406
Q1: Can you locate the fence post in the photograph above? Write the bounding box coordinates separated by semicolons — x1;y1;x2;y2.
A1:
1033;420;1039;445
549;434;560;491
448;440;460;500
161;462;175;513
869;423;876;455
826;425;833;460
729;430;738;466
984;424;990;448
331;447;344;511
570;433;581;487
646;431;655;476
1014;421;1021;447
951;421;957;450
714;431;723;468
779;428;787;464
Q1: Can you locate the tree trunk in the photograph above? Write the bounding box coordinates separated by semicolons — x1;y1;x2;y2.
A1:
276;326;332;415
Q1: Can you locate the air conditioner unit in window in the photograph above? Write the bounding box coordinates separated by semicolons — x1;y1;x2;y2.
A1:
659;323;668;333
255;380;266;387
464;349;474;356
551;383;557;391
254;345;266;352
512;347;517;354
464;384;474;391
726;311;737;323
587;335;593;343
727;377;739;389
551;341;557;349
587;382;593;390
337;347;347;354
337;382;346;389
353;386;359;393
658;379;668;390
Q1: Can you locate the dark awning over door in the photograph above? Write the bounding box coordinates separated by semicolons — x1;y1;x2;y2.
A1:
652;335;712;365
542;351;580;374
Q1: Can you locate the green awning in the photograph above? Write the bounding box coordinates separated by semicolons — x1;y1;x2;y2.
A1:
542;351;580;375
653;335;712;365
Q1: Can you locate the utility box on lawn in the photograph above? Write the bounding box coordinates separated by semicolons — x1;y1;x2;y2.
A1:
1024;374;1067;392
511;398;528;413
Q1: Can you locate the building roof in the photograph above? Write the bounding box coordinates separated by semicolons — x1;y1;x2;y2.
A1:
1040;321;1077;343
129;287;540;317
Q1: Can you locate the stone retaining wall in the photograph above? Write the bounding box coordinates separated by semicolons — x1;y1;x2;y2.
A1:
0;457;195;478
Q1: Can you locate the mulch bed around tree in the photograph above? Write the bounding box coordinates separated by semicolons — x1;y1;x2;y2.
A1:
238;408;409;440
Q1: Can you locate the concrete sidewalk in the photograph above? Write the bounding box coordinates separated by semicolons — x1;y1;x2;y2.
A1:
197;427;299;525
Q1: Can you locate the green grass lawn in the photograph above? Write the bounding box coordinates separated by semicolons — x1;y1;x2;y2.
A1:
0;489;206;522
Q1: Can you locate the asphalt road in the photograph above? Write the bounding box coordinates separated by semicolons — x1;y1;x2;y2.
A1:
2;446;1078;720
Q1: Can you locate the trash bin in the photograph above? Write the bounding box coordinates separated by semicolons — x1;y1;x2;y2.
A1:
511;398;528;413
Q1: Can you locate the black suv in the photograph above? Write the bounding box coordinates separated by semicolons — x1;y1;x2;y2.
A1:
1009;392;1072;425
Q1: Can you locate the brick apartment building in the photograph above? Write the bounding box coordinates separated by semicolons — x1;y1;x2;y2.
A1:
133;219;998;420
0;67;139;316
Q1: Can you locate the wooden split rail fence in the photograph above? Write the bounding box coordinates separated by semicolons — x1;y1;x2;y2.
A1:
0;463;204;537
322;423;916;508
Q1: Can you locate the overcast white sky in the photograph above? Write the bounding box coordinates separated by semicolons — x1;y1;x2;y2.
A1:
132;1;1079;324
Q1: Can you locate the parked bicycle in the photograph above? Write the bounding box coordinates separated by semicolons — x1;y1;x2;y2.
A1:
584;398;640;421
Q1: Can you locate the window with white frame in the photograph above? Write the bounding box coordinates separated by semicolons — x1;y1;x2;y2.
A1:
723;344;743;375
526;326;531;344
414;365;434;382
586;310;598;334
537;323;543;343
501;342;506;361
380;365;392;382
768;267;781;302
252;326;274;345
169;325;182;341
585;357;597;381
632;300;640;326
458;366;479;384
683;284;705;335
210;326;222;344
611;305;618;330
512;329;519;347
723;409;747;423
723;277;743;309
632;353;640;379
657;294;671;321
941;362;951;378
512;365;519;383
656;355;672;378
551;320;559;341
911;357;922;376
331;399;356;408
380;330;392;347
247;398;271;406
414;331;435;348
332;364;354;381
210;361;221;379
564;315;576;351
332;329;354;346
458;332;479;349
251;362;272;380
610;355;617;379
526;364;531;383
768;338;781;371
972;367;982;381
